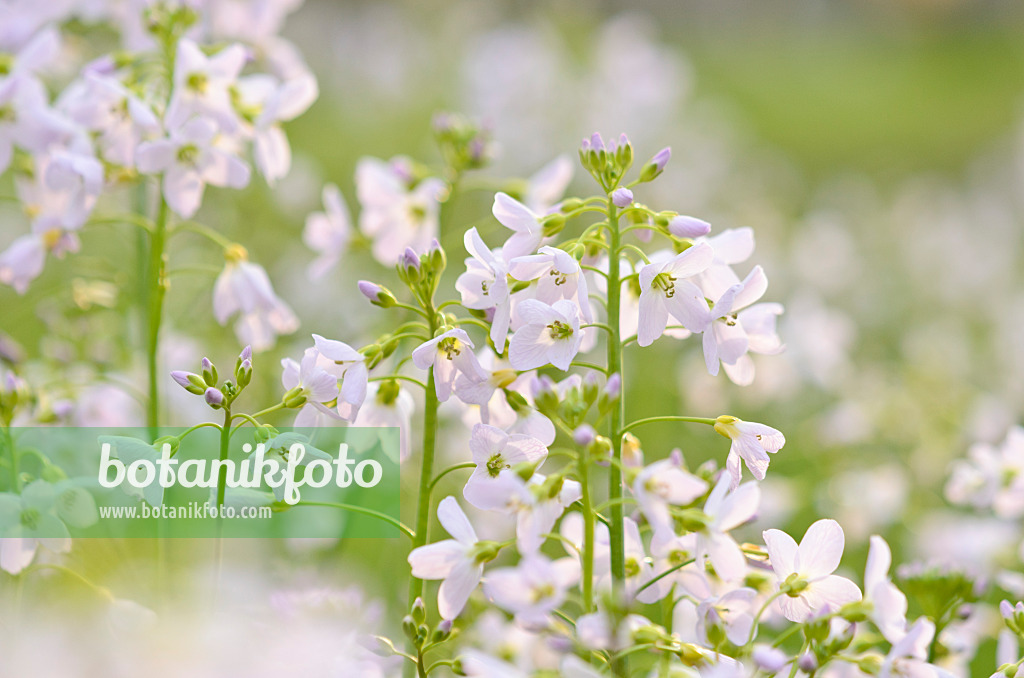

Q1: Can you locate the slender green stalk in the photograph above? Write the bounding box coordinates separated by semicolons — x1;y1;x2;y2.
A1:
146;195;170;433
297;501;415;539
606;197;626;586
606;196;628;677
406;308;440;678
580;442;596;613
213;404;231;600
619;415;716;436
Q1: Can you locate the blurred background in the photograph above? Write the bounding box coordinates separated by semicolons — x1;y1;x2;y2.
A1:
3;0;1024;673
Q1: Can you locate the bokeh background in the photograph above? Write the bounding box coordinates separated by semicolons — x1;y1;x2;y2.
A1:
3;0;1024;674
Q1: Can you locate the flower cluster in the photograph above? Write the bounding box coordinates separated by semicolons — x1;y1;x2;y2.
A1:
0;0;315;350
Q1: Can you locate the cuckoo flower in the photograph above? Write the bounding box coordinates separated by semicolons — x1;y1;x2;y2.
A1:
484;554;579;627
356;156;445;265
701;265;768;378
692;473;760;584
493;192;544;261
637;242;714;347
508;299;583;371
463;423;548;512
865;535;910;643
523;154;573;213
165;39;248;133
633;450;709;533
412;329;487;403
281;347;340;427
303;183;351;279
713;415;785;488
509;246;593;322
456;227;511;350
311;334;367;422
763;519;862;623
408;496;497;620
137;116;251;218
212;247;298;351
353;381;414;462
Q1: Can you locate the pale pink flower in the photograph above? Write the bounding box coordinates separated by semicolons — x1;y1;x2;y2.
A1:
212;254;298;351
165;39;248;133
356;156;445;265
353;381;414;462
633;450;709;532
865;535;909;643
763;519;862;623
509;245;592;322
713;415;786;488
637;242;714;347
492;192;544;261
484;554;579;627
700;265;769;378
693;473;760;584
303;183;351;279
311;334;367;422
463;423;548;511
455;228;511;350
523;155;573;213
412;329;487;403
508;299;583;371
281;347;340;427
407;496;488;620
137;116;251;218
250;74;318;183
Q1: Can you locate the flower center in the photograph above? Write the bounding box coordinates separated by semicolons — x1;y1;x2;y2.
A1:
186;72;209;93
652;272;676;297
530;583;555;603
668;549;691;567
485;453;509;478
177;143;200;165
547;320;573;340
625;557;641;578
438;337;461;361
548;268;567;285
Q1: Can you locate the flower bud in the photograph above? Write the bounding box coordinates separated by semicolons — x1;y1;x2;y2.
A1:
427;239;446;274
615;133;633;168
798;653;818;673
541;213;566;237
622;432;643;468
573;424;596;447
639;147;670;182
752;646;787;673
358;280;397;308
171;370;207;395
397;248;422;284
204;387;225;409
431;619;453;643
668;215;711;239
611;187;633;208
201;357;218;387
411;597;426;623
236;358;252;388
560;197;584;212
282;386;307;409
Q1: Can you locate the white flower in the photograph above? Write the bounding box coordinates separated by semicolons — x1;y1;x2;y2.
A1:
762;519;862;623
356;156;446;265
864;535;910;643
165;39;248;133
407;496;492;620
713;415;785;488
0;480;90;574
455;227;511;350
311;334;368;422
250;74;318;183
353;381;414;462
0;229;76;294
693;473;760;584
637;242;714;347
212;250;298;351
281;347;340;427
0;74;65;173
509;245;593;322
632;450;708;533
58;72;160;167
137;116;251;218
508;299;583;371
694;226;756;301
880;618;956;678
700;265;768;377
523;155;573;213
492;192;544;261
463;423;548;511
484;554;579;627
720;302;784;386
412;328;487;403
303;183;351;279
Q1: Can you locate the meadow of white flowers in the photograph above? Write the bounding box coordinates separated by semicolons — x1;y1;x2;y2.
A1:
0;1;1023;677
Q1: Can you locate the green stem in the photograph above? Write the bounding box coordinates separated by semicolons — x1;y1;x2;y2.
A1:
297;501;414;539
213;404;231;600
23;564;112;600
619;415;716;436
406;308;441;678
606;196;627;677
580;442;596;613
428;462;475;492
146;195;170;433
